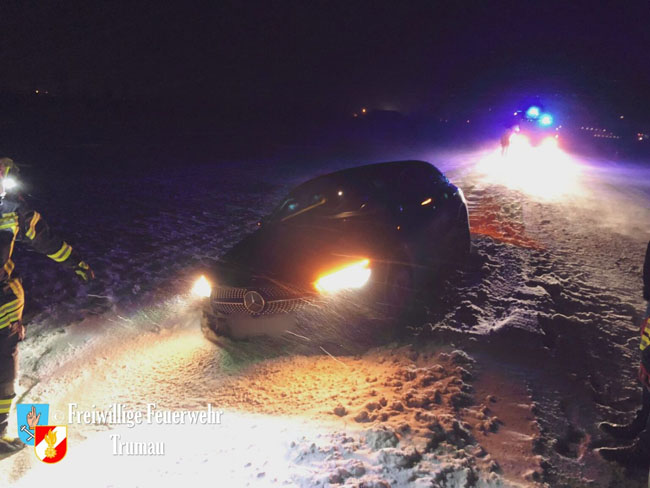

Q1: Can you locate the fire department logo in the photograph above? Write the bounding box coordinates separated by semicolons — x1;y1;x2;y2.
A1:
16;404;49;445
243;290;265;314
34;425;67;463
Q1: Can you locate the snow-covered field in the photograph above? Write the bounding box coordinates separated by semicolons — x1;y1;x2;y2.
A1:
0;141;649;487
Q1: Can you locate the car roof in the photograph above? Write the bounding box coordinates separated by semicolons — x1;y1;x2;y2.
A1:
305;160;441;186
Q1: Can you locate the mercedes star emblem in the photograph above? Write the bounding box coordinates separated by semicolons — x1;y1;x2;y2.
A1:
243;290;265;314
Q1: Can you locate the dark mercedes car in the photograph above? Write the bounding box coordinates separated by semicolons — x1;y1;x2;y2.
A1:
194;160;469;345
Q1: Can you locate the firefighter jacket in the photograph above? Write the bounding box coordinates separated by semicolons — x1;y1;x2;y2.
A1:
0;193;82;330
639;317;650;388
643;242;650;302
638;241;650;388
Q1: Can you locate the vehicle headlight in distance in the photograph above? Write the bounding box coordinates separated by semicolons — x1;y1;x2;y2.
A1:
540;136;559;149
191;275;212;298
315;259;371;294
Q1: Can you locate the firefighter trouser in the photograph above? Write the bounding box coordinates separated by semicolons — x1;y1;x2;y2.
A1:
0;279;25;434
638;303;650;450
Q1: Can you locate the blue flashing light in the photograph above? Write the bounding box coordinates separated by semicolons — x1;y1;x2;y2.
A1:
539;114;553;127
525;106;541;119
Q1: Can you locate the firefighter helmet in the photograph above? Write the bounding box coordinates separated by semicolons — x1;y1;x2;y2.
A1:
0;158;17;178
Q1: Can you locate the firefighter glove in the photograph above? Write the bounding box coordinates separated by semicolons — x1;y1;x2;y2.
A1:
74;261;95;282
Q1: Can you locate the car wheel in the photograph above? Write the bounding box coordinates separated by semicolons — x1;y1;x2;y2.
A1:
201;306;231;345
200;308;218;343
450;206;471;263
385;262;415;311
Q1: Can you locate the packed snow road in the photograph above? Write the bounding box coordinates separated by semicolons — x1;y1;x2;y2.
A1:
0;144;649;487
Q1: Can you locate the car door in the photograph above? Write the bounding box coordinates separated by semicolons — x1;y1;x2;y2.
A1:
395;165;454;266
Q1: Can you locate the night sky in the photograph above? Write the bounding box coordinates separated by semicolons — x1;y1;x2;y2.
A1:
1;1;649;117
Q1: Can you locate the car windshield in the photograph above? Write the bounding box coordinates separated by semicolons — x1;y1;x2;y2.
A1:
267;163;444;223
269;176;373;222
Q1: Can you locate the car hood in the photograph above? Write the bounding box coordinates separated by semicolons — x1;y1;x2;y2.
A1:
216;219;383;290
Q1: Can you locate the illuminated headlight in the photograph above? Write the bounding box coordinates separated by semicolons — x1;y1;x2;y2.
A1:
540;136;559;149
315;259;371;294
191;275;212;298
509;133;529;148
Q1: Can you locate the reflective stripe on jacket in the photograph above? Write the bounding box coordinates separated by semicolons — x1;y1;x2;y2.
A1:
0;194;77;329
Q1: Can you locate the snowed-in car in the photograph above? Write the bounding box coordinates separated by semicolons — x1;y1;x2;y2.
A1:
196;160;470;344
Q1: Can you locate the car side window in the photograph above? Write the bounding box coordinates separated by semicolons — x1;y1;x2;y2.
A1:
397;167;440;201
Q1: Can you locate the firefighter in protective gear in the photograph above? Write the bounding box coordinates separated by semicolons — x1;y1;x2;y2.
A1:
597;241;650;468
500;127;513;156
0;158;94;456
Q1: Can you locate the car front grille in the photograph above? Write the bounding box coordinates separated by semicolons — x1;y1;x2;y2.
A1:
212;286;246;301
211;285;313;316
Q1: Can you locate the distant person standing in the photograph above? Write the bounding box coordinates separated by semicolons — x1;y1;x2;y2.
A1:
500;127;513;156
598;241;650;468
